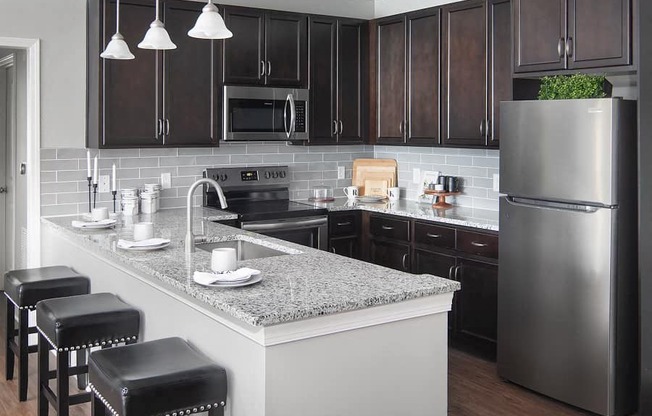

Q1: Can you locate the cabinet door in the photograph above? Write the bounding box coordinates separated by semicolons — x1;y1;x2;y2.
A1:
223;7;265;85
309;17;337;144
568;0;631;69
338;20;365;143
488;0;512;147
376;16;406;144
370;239;410;272
406;8;440;145
456;258;498;344
513;0;566;72
265;12;308;87
330;236;359;259
102;0;161;147
414;249;457;329
442;0;487;147
163;1;219;146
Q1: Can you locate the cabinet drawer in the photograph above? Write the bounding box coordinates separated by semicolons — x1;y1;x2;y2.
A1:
329;213;359;237
414;222;455;249
457;230;498;259
369;215;410;241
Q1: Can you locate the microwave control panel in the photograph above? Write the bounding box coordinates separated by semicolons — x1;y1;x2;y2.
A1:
295;102;306;133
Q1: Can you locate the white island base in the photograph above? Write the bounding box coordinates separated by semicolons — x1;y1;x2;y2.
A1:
42;225;452;416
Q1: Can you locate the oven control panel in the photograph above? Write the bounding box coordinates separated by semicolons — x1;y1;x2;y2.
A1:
241;170;259;182
205;166;290;189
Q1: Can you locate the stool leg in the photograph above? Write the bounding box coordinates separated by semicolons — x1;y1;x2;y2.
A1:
75;349;87;389
38;333;50;416
91;392;105;416
57;350;70;416
18;308;29;401
5;300;15;380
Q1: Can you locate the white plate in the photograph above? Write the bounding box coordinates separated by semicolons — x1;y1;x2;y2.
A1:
118;241;171;251
356;195;387;203
196;271;262;288
81;212;119;221
72;220;117;229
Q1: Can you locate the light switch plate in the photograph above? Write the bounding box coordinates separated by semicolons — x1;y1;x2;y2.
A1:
413;168;421;184
161;173;172;189
337;166;345;180
493;174;500;192
98;175;110;193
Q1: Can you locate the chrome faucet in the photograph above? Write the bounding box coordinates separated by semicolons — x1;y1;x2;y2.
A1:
185;178;228;254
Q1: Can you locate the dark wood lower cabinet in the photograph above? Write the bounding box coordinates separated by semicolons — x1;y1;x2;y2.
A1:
330;236;359;259
369;240;411;272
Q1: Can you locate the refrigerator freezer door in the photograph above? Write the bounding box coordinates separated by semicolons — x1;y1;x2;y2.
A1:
500;99;621;206
498;196;616;415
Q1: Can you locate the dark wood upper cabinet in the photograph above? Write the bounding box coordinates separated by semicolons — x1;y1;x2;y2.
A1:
376;16;406;144
514;0;632;73
223;7;307;87
488;0;512;146
442;0;487;147
309;17;366;144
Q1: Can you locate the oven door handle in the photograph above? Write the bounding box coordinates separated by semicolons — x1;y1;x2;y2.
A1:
242;217;327;232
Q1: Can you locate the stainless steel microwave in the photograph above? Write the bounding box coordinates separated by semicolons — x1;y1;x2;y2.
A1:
223;86;309;141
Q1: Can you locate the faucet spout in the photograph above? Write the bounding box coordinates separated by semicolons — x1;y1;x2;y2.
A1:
186;178;228;254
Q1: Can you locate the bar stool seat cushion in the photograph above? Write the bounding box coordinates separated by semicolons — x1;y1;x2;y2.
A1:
36;293;140;350
4;266;90;308
89;337;227;416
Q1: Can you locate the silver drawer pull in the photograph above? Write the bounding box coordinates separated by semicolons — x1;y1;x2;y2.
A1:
337;221;352;227
426;233;442;238
471;241;488;247
381;225;394;230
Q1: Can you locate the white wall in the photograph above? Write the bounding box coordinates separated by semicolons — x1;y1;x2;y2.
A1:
0;0;86;149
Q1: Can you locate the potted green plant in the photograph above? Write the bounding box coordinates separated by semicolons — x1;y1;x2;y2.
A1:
538;74;612;100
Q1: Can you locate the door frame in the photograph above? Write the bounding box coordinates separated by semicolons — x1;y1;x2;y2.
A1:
0;53;16;273
0;37;41;268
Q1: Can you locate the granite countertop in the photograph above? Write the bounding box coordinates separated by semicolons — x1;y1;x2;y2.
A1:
304;198;499;231
42;208;459;328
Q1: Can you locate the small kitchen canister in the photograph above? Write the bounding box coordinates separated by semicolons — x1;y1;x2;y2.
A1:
121;196;139;216
140;191;160;214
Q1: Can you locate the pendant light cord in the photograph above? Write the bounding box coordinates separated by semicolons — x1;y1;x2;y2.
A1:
156;0;160;20
116;0;120;33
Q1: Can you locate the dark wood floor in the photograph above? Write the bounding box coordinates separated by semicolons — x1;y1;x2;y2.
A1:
0;295;592;416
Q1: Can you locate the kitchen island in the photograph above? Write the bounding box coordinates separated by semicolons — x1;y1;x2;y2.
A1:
41;208;459;416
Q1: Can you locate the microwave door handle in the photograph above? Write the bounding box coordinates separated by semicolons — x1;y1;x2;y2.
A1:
288;93;296;138
283;96;290;138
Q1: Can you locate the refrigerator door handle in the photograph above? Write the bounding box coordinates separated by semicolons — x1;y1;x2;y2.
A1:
505;196;600;213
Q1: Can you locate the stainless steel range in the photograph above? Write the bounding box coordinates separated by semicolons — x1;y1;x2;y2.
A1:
203;166;328;250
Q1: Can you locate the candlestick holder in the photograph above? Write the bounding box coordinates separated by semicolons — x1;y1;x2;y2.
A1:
112;191;117;213
93;184;98;209
87;177;93;212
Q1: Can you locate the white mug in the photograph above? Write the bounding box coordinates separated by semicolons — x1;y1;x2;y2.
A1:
133;222;154;241
91;207;109;221
387;187;400;201
211;248;237;273
343;186;359;199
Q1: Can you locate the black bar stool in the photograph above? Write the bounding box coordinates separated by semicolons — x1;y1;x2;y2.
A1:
36;293;140;416
4;266;90;401
88;337;227;416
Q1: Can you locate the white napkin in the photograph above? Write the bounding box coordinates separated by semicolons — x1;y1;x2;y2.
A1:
193;268;260;285
117;238;170;248
72;219;117;228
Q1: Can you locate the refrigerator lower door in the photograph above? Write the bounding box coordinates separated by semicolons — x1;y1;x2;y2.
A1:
498;196;616;415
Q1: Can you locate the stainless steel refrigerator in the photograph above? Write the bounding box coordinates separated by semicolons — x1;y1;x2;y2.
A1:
498;98;638;416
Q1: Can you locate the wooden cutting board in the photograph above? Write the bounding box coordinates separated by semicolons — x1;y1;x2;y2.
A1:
352;159;398;195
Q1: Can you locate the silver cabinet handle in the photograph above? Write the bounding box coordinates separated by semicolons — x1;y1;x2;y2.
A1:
454;265;460;281
399;121;404;135
565;37;573;58
0;187;6;194
165;119;170;136
337;221;352;227
339;120;343;135
448;265;456;280
260;60;265;77
331;247;336;254
471;241;488;247
267;61;271;76
402;253;409;271
557;38;565;58
479;119;485;137
426;233;442;238
381;225;394;230
157;119;163;137
333;120;338;135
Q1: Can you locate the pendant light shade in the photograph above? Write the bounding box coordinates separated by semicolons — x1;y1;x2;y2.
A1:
101;0;135;60
188;1;233;39
138;0;176;50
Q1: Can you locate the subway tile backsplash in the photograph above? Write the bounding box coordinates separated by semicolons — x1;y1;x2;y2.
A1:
40;143;500;216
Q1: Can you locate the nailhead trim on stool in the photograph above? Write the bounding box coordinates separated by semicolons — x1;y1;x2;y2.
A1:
35;328;138;352
4;293;37;310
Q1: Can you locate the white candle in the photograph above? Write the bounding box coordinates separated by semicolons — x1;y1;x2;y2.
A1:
112;164;117;192
86;150;92;178
93;156;98;185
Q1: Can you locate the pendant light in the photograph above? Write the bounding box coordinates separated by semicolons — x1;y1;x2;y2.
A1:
188;0;233;39
100;0;135;60
138;0;176;50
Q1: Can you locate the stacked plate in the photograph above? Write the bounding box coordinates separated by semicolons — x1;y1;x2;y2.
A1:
117;238;171;251
72;219;117;229
193;268;262;288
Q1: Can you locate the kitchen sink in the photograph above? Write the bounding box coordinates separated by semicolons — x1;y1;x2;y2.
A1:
197;238;289;260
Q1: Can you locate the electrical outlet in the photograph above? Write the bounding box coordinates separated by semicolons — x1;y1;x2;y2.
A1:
98;175;110;193
413;168;421;184
493;174;500;192
337;166;345;180
161;173;172;189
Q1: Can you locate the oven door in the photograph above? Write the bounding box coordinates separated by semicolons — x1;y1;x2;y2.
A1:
241;216;327;250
